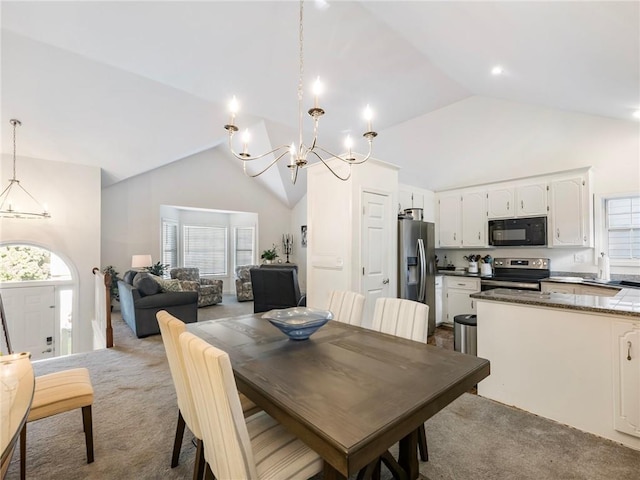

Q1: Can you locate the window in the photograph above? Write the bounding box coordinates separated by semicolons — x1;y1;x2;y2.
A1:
603;195;640;262
183;225;227;275
162;220;178;273
234;227;255;268
0;244;71;281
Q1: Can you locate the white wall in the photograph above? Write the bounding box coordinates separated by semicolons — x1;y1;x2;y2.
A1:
0;155;101;353
102;146;293;294
378;96;639;196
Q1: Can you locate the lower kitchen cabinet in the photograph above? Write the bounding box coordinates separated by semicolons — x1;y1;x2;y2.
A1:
444;276;480;325
613;321;640;438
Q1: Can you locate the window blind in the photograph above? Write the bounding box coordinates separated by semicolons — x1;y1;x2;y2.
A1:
606;197;640;260
183;225;227;275
235;227;255;267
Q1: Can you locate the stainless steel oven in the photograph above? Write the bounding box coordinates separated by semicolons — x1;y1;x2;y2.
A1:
480;257;550;292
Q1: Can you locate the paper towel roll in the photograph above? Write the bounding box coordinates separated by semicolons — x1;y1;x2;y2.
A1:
598;253;611;281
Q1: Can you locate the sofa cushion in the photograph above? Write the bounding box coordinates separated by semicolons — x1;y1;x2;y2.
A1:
123;270;137;285
148;274;183;293
133;272;161;297
134;291;198;309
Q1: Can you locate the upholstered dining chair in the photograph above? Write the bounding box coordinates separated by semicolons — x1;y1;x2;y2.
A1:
372;297;430;463
325;290;365;326
2;292;96;480
157;311;260;479
20;369;94;480
179;331;324;480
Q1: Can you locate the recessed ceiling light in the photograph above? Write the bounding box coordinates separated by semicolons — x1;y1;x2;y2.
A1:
491;66;504;76
633;110;640;120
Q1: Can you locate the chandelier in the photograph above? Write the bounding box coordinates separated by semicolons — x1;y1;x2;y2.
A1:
0;119;51;219
223;0;378;184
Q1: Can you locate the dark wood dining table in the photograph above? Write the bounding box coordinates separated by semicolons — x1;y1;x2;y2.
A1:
188;314;490;480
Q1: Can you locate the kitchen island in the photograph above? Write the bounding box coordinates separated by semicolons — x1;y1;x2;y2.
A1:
472;287;640;451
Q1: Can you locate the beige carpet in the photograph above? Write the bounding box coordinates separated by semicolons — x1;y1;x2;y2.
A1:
5;295;640;479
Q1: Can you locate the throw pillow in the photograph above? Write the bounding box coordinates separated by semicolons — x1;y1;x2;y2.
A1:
123;270;137;285
133;272;161;297
152;275;183;293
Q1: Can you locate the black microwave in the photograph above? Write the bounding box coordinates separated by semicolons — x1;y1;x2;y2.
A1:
488;216;547;246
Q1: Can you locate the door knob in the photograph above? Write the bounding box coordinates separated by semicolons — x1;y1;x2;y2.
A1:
382;278;389;284
42;348;53;354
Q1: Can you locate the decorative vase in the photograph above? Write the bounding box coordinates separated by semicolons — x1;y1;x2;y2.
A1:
468;261;478;273
264;259;272;265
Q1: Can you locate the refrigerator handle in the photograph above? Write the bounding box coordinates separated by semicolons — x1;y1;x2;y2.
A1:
417;238;426;302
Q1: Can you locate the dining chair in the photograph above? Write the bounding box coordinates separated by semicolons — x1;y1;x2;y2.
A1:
156;311;260;479
372;297;430;463
326;290;365;326
2;292;95;480
20;368;94;480
179;331;324;480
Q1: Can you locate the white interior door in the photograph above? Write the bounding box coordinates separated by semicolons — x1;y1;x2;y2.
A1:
2;286;56;360
361;191;391;328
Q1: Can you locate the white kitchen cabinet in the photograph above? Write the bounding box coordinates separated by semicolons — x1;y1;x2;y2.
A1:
435;275;443;326
487;182;547;219
487;187;515;218
613;321;640;438
549;174;593;247
437;194;462;247
461;191;486;247
398;188;424;213
444;276;480;325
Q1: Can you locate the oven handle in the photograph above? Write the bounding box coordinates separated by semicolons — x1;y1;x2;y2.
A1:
481;279;540;290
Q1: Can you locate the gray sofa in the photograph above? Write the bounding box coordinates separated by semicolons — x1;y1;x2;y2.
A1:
117;271;198;338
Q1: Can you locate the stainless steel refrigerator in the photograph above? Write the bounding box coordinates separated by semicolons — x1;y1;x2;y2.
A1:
398;219;436;336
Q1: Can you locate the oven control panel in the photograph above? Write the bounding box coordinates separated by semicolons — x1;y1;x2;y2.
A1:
493;258;550;269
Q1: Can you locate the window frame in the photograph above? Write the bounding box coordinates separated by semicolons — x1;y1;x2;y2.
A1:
161;219;179;276
594;192;640;267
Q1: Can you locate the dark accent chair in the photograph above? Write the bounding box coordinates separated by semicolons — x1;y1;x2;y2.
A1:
118;277;198;338
250;267;306;313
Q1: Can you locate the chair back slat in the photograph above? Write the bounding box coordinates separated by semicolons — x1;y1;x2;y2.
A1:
180;332;258;479
327;291;365;326
157;311;201;438
372;298;429;343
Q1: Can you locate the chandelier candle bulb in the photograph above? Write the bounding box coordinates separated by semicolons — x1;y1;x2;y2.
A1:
364;105;373;132
313;77;322;108
242;129;250;156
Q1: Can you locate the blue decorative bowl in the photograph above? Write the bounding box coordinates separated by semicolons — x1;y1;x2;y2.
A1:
262;307;333;340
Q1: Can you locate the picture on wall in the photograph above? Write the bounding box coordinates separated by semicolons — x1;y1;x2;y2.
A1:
301;225;307;247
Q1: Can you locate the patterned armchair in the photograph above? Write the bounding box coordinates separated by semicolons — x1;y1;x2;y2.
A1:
235;265;260;302
170;267;223;307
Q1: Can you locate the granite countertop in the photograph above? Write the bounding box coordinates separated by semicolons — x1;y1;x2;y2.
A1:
471;288;640;318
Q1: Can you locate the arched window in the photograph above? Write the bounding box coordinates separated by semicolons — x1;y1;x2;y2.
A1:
0;244;72;282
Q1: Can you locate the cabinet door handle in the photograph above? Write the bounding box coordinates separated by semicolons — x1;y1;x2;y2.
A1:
478;232;481;240
628;341;632;361
507;201;510;210
453;233;456;241
521;200;524;209
471;300;474;309
556;228;560;239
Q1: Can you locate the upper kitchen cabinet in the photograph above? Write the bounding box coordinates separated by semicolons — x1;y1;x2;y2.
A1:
398;183;436;222
437;191;487;248
437;193;462;247
461;191;487;247
549;170;593;247
487;182;548;219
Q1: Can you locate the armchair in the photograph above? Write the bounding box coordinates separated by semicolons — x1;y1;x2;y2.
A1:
234;264;260;302
249;267;306;313
170;268;222;307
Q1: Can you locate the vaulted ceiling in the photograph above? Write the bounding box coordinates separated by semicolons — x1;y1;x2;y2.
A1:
1;1;638;207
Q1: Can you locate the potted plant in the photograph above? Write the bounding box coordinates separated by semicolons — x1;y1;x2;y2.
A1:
145;261;169;278
261;244;279;264
102;265;120;310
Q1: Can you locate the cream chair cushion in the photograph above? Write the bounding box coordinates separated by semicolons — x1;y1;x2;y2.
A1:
28;368;93;422
326;290;365;326
179;332;323;480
